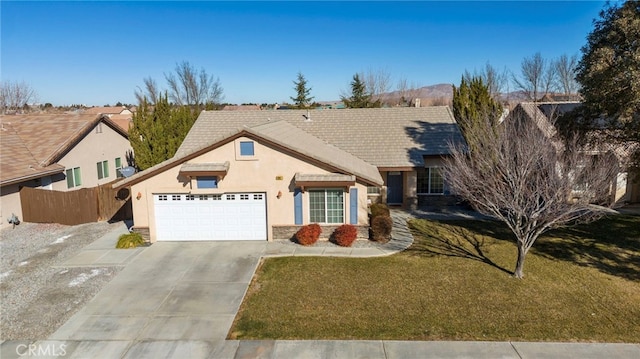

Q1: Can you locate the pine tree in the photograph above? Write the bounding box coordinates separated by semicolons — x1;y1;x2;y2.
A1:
452;76;502;153
128;94;198;170
341;74;381;108
290;72;314;109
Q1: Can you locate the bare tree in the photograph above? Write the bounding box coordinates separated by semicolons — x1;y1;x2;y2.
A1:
443;110;618;279
464;62;509;101
512;52;556;101
0;80;37;114
165;61;224;106
395;77;423;106
135;77;160;105
361;67;392;105
554;54;579;95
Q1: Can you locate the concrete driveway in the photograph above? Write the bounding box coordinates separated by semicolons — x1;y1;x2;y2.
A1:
48;241;267;358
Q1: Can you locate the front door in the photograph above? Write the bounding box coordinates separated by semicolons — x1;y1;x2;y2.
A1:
387;172;403;205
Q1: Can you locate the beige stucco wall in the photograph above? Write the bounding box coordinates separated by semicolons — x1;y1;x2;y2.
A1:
1;184;23;226
131;136;370;242
52;122;132;191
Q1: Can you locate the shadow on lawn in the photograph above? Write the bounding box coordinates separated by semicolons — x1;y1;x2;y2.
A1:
533;215;640;281
406;220;514;275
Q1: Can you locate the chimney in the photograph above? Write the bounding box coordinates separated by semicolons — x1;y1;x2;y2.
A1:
414;98;421;108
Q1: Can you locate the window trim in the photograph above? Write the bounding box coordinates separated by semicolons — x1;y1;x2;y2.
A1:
417;167;444;195
196;176;218;189
308;188;345;224
66;167;82;188
115;157;124;178
96;160;109;180
240;141;255;156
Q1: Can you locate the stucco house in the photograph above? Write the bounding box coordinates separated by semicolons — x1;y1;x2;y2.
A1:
0;114;132;227
83;106;134;133
113;107;465;242
510;102;639;205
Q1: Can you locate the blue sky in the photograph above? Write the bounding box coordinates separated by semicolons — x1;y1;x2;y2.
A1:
1;1;607;106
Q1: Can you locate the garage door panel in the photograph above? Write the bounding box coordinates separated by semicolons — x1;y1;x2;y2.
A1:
154;193;266;241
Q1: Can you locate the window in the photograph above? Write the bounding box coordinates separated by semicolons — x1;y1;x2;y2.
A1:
367;186;381;195
96;160;109;180
309;189;344;223
66;167;82;188
240;141;255;156
417;167;444;194
196;176;217;189
186;195;195;201
158;195;168;201
240;194;249;200
172;195;181;201
115;157;123;178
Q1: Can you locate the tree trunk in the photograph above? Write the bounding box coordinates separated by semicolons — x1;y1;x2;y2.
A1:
514;244;527;279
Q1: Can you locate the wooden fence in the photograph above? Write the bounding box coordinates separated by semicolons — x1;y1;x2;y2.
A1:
20;180;132;225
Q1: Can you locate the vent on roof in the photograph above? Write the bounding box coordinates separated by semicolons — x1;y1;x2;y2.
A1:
303;110;311;122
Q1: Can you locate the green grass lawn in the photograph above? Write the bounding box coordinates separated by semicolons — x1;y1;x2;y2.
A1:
230;215;640;342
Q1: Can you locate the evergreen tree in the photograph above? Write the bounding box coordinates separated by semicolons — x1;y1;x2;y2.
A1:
561;1;640;176
128;94;198;170
452;76;502;153
341;73;381;108
290;72;314;109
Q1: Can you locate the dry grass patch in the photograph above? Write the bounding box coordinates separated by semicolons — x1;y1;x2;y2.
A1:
230;215;640;342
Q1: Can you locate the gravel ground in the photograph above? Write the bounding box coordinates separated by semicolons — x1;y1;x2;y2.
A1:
0;221;123;340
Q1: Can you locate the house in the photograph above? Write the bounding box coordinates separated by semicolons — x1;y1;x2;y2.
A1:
0;114;132;227
83;106;133;132
113;107;465;242
510;102;639;205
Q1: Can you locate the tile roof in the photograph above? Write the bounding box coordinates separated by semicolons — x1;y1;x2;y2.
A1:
83;106;129;115
113;120;386;189
294;173;356;183
246;121;383;185
0;114;128;185
108;114;133;133
177;107;464;168
0;126;64;186
180;162;230;173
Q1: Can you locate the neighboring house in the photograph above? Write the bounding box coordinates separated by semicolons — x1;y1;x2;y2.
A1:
113;107;465;242
222;105;262;111
83;106;133;133
510;102;639;205
0;114;132;227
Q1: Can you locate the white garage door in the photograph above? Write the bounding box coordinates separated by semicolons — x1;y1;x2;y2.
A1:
153;193;267;241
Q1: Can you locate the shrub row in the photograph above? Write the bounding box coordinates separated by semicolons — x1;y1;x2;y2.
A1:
294;224;359;247
370;203;392;243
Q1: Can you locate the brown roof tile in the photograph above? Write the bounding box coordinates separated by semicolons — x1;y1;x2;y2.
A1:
0;114;129;185
177;107;464;168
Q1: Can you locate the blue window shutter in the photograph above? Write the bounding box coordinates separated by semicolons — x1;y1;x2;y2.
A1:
349;188;358;224
294;189;303;225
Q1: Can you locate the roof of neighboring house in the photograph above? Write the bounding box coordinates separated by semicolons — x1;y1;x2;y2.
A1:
177;107;463;168
83;106;129;115
512;102;558;138
108;114;133;133
114;120;385;189
222;105;262;111
0;114;128;186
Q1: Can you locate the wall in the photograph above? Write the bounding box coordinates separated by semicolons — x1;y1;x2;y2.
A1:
131;136;370;242
53;122;132;191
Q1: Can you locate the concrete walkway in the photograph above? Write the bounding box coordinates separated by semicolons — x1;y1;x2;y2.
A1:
2;211;638;358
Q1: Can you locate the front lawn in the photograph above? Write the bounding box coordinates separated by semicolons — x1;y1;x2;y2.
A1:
230;215;640;342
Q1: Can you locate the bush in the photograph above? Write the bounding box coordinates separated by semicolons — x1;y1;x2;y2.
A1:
295;223;322;246
371;215;393;243
331;224;358;247
116;232;145;249
370;203;390;219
